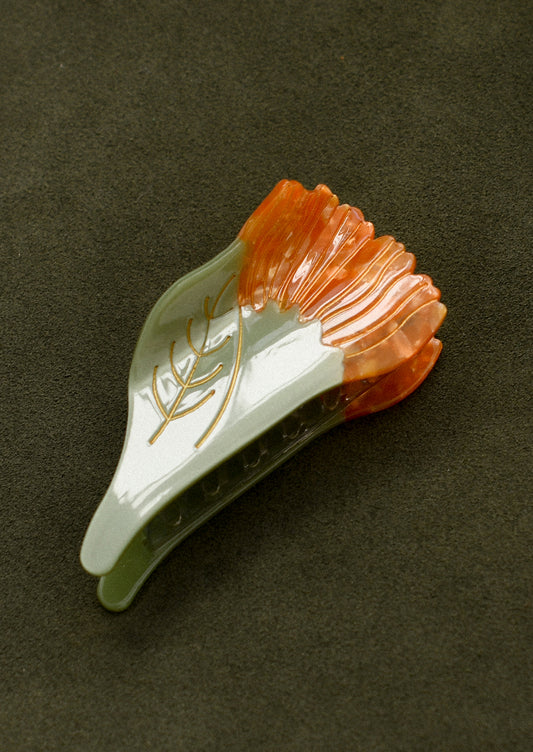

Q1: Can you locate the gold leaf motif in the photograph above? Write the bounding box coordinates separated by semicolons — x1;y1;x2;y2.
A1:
149;275;242;447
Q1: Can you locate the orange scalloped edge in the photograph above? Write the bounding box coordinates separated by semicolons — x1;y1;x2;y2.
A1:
238;180;446;420
344;337;442;420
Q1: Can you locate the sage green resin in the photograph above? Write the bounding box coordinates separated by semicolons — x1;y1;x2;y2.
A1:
81;239;347;611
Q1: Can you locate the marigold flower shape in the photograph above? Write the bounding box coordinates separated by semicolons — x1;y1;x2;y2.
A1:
238;179;446;418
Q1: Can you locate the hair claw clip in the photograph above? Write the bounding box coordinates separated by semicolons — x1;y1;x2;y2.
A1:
81;180;446;611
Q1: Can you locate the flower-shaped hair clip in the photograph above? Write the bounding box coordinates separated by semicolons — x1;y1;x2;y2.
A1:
81;180;446;610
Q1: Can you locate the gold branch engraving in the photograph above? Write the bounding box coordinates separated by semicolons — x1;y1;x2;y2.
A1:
196;305;243;448
149;275;241;446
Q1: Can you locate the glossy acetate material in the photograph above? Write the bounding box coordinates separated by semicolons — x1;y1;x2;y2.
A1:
82;180;446;611
238;179;446;404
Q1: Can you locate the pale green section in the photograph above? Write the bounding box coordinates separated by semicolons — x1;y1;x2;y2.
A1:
80;238;346;611
97;399;347;611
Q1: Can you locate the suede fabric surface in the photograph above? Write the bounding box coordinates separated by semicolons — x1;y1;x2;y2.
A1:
1;2;531;751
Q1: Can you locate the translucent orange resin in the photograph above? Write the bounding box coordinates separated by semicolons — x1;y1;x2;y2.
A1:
238;180;446;419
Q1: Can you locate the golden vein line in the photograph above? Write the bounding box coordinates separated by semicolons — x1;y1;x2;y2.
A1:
149;274;238;446
195;305;243;449
189;362;224;387
169;340;186;387
208;273;236;318
151;365;169;419
170;390;215;420
186;318;200;356
150;315;210;444
203;334;231;355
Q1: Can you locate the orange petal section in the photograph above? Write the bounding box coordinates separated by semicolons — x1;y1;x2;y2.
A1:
238;180;446;420
344;338;443;420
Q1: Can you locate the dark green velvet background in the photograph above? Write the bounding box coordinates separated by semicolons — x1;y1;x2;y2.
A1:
1;1;531;750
